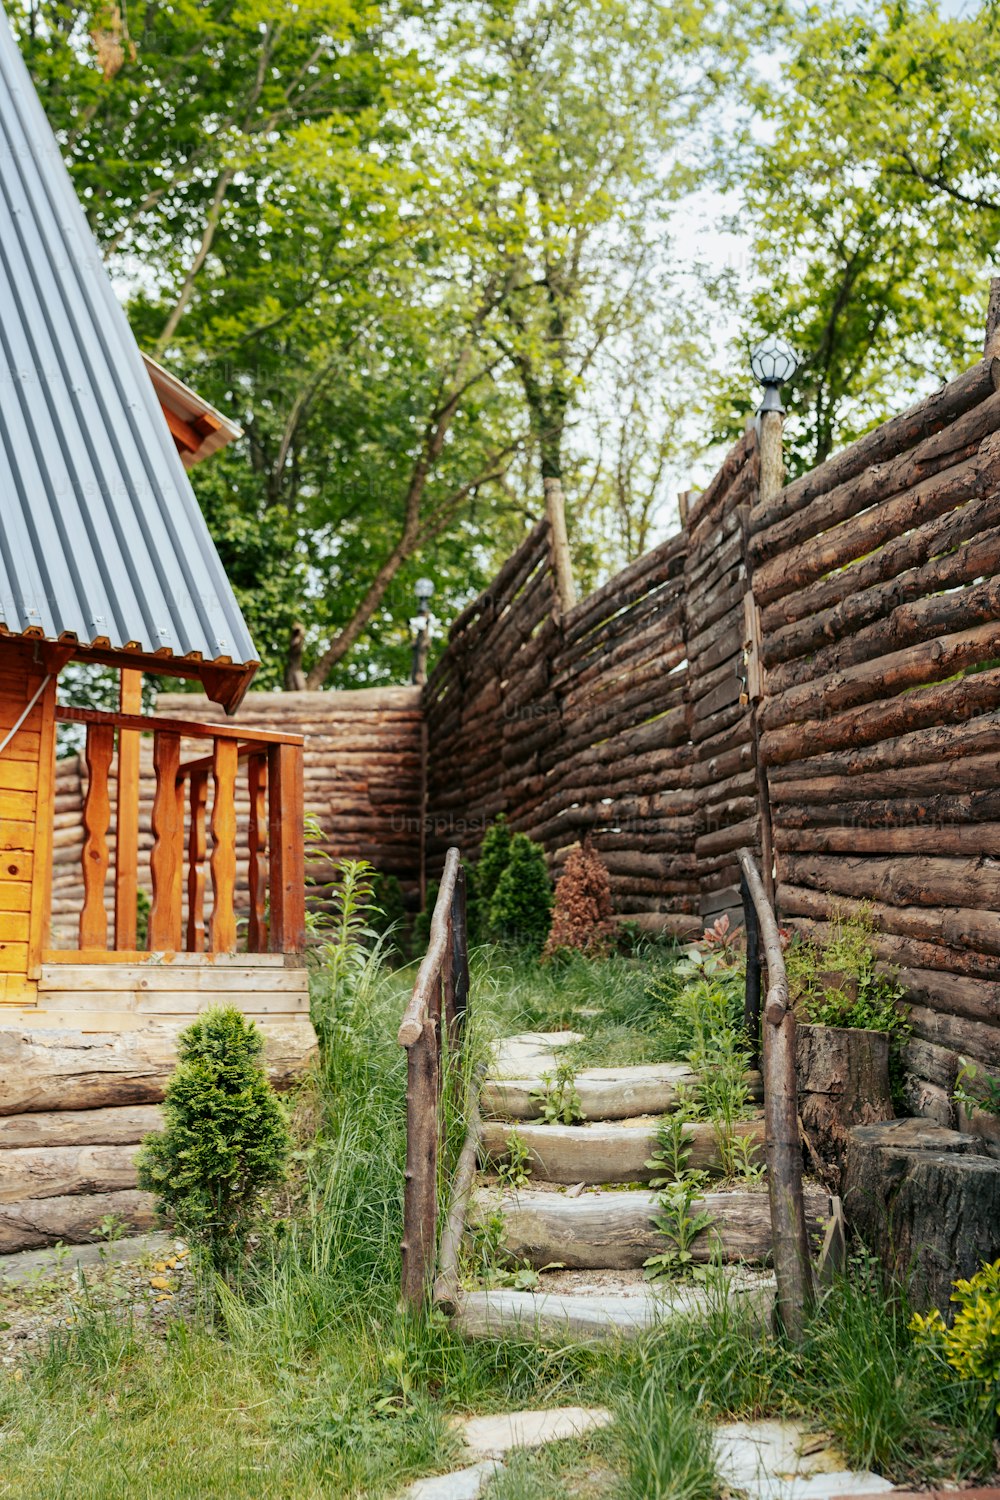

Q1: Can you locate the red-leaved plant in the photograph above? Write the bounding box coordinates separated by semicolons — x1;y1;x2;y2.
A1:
542;837;616;961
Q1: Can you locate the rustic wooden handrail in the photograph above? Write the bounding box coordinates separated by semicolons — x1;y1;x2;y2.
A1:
58;706;305;960
738;847;815;1344
398;846;470;1309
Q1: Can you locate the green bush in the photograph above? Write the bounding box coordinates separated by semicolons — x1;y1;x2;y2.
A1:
487;832;552;954
475;813;512;910
911;1259;1000;1419
370;872;406;951
137;1008;291;1278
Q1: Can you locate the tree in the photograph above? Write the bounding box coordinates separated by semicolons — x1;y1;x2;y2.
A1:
708;0;1000;471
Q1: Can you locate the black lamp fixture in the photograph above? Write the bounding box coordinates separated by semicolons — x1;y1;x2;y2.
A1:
750;336;799;415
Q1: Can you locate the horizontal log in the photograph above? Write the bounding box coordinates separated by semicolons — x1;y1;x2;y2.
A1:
0;1143;143;1203
0;1021;315;1115
0;1104;163;1149
0;1189;155;1254
760;665;1000;766
750;358;996;536
769;570;1000;697
775;822;1000;859
686;431;755;535
771;751;1000;807
480;1184;827;1270
752;401;1000;568
761;620;1000;735
787;910;1000;984
479;1116;764;1184
779;852;1000;911
907;1002;1000;1070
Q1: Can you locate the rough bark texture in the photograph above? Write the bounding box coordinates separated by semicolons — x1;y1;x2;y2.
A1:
842;1119;1000;1313
796;1024;894;1187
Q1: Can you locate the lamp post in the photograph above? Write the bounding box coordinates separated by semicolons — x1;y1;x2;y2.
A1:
410;577;434;685
750;336;799;505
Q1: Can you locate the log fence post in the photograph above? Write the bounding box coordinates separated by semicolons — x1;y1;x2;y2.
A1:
738;846;815;1344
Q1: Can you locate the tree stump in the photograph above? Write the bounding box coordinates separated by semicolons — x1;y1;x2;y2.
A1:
796;1024;894;1187
843;1118;1000;1314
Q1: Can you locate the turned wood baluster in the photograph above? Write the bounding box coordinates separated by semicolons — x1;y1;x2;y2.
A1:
148;732;184;951
211;738;238;952
247;754;269;952
80;722;114;950
186;769;209;952
114;669;142;949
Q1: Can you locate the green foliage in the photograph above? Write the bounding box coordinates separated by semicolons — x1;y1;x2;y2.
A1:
911;1259;1000;1419
136;1009;291;1278
370;873;407;951
954;1059;1000;1120
643;1111;714;1283
475;814;513;912
530;1062;586;1126
496;1127;533;1190
308;854;383;1064
487;832;552;953
619;1374;720;1500
786;905;911;1106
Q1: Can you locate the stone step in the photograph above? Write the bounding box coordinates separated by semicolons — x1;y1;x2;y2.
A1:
480;1114;765;1185
483;1060;762;1123
476;1184;830;1271
454;1275;774;1342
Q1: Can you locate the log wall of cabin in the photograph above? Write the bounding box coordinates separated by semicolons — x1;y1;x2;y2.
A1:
0;642;55;1004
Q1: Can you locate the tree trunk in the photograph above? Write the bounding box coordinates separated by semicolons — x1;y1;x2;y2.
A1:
842;1118;1000;1314
796;1024;894;1188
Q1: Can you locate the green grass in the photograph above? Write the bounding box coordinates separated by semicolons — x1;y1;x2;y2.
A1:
0;944;995;1498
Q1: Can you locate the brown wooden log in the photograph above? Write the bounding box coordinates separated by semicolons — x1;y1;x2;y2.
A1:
779;851;1000;912
479;1117;764;1185
778;884;1000;959
686;430;755;535
0;1022;316;1115
774;819;1000;859
753;406;1000;572
689;451;760;549
0;1143;143;1203
796;1024;893;1189
769;571;1000;697
761;620;1000;735
479;1183;827;1271
0;1189;156;1254
0;1104;163;1150
767;708;1000;789
763;509;1000;663
761;666;1000;767
750;358;997;536
842;1118;1000;1313
907;1003;1000;1069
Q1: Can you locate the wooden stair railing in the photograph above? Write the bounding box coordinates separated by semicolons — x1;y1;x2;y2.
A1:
397;846;470;1309
59;705;305;959
738;846;816;1344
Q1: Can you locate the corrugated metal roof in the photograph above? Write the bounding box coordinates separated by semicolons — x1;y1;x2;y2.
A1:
0;5;258;695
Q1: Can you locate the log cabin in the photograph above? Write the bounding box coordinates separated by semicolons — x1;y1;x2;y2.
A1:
0;10;313;1251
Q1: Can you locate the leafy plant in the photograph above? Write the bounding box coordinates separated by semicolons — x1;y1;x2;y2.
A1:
308;854;382;1062
531;1061;586;1126
476;814;513;912
487;832;553;954
542;836;615;961
911;1259;1000;1419
954;1059;1000;1120
136;1009;291;1280
643;1110;714;1281
785;905;911;1106
497;1127;533;1189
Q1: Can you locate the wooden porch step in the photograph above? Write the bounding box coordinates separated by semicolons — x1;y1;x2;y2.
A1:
39;960;299;990
477;1185;830;1271
479;1115;765;1185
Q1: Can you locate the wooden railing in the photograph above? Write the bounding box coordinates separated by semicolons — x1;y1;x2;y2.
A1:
397;846;470;1308
56;706;305;959
738;846;815;1343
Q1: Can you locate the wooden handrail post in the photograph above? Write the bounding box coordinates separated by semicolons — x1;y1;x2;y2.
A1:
738;847;815;1344
401;1019;440;1309
80;722;114;950
210;737;238;953
114;668;142;948
148;731;184;950
186;769;208;952
267;742;305;953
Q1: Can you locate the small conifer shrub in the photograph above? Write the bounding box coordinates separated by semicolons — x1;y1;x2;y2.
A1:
476;813;513;909
543;836;615;960
137;1008;291;1277
488;832;552;954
